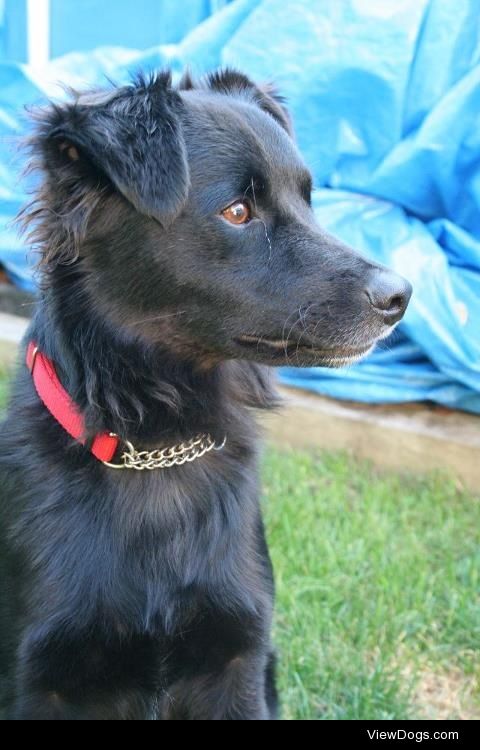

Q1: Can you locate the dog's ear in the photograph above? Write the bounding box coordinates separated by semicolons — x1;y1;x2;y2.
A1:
39;72;190;225
203;69;294;138
257;82;293;138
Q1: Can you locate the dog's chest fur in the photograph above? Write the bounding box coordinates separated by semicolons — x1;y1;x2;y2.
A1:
3;407;270;630
0;407;274;714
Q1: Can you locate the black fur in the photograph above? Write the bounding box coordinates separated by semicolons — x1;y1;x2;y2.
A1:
0;69;411;720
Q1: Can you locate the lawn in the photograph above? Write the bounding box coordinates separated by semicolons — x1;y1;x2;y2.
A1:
0;365;10;411
0;366;478;720
0;380;7;411
263;448;480;720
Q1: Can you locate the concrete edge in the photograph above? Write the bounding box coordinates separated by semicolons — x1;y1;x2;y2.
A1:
262;387;480;493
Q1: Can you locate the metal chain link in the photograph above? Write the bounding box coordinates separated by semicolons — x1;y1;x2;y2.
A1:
104;434;227;471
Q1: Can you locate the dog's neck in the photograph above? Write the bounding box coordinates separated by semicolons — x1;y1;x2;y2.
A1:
31;273;276;448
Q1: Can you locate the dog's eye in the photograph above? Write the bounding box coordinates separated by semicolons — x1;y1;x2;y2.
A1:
221;201;252;225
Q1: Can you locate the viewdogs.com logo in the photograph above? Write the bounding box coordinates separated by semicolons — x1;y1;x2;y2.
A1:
367;730;459;743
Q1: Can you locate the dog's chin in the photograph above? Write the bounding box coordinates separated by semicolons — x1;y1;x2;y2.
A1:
233;335;376;367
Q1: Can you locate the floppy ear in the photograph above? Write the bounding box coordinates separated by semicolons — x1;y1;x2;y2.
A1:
257;82;294;138
40;72;190;225
203;68;294;138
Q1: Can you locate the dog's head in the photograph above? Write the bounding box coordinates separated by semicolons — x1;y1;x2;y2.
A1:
27;69;411;368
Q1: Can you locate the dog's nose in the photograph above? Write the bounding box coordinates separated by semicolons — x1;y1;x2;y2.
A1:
365;269;412;326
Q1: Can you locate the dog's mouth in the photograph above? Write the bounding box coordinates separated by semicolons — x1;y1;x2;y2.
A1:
234;335;374;366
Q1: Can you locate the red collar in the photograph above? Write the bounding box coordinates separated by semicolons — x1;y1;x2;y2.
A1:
26;341;119;464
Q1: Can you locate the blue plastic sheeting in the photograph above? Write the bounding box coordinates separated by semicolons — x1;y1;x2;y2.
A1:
49;1;233;58
0;0;479;413
0;1;28;63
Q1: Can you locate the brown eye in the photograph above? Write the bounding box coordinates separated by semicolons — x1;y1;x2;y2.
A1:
221;201;251;225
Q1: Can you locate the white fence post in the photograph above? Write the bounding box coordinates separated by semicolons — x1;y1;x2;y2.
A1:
27;0;50;67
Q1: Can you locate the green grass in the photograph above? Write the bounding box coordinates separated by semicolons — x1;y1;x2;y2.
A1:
0;363;478;720
0;367;10;410
262;448;480;720
0;341;17;409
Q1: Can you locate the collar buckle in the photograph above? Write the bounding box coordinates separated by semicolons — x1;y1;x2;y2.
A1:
27;344;39;374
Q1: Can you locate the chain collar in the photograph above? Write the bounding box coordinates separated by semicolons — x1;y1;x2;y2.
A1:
103;433;227;471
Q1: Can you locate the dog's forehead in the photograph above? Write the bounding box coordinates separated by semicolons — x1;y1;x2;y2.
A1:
179;91;306;182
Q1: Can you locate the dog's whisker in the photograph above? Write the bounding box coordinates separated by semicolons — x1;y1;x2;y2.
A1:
129;310;187;327
280;309;299;364
261;220;273;263
285;308;303;359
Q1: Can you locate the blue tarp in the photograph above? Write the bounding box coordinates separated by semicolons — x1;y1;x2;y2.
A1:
1;0;479;413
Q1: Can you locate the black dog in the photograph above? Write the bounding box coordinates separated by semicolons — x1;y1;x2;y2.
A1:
0;70;411;720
